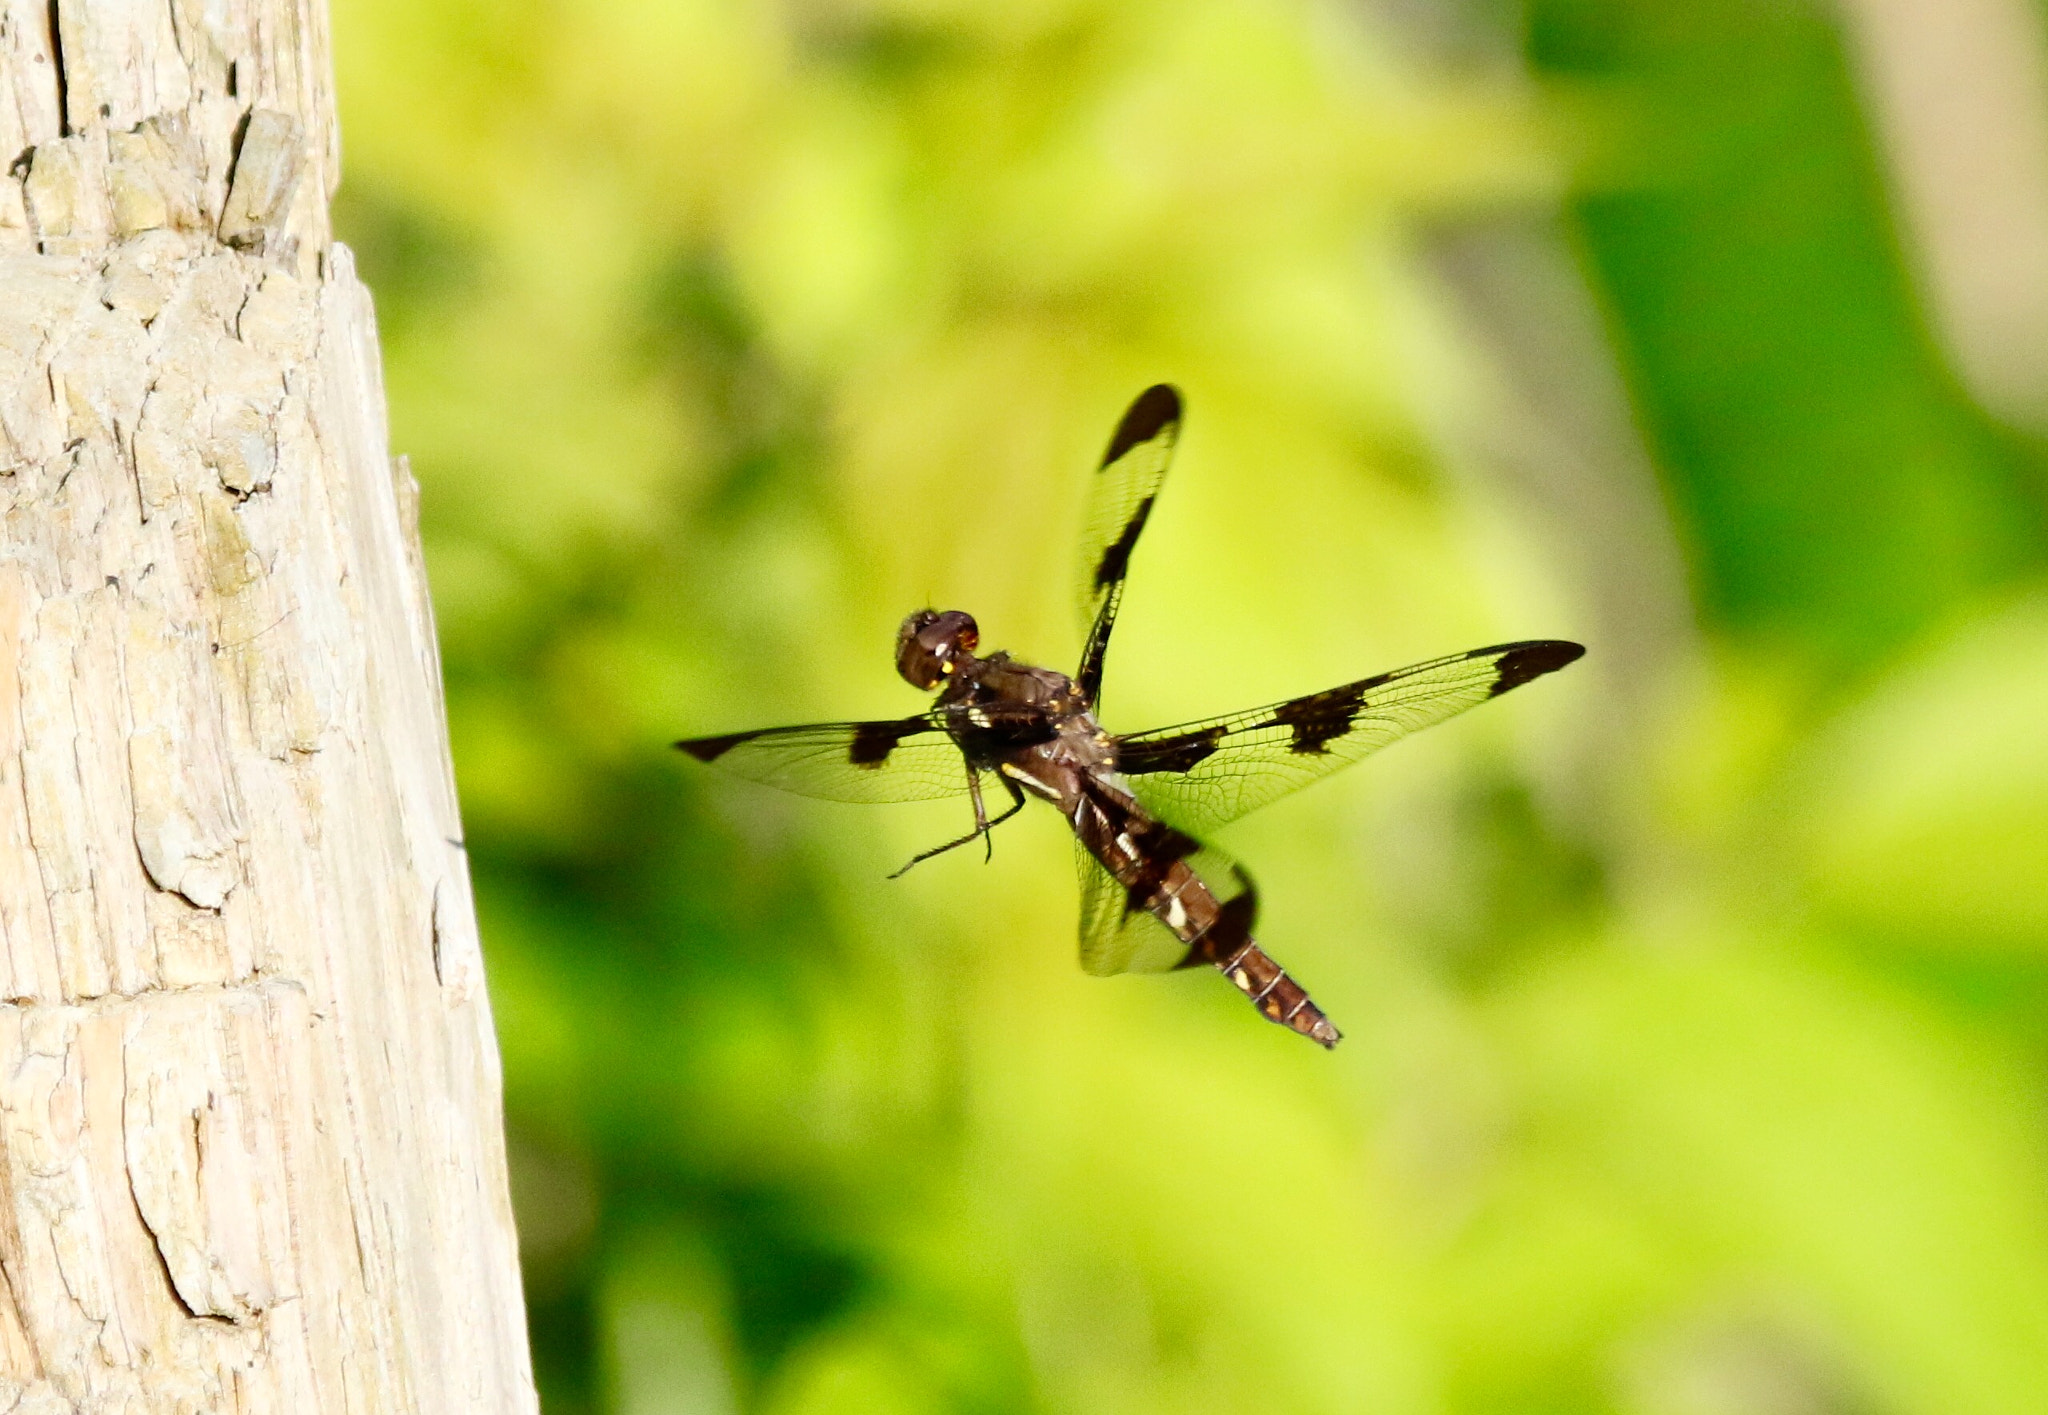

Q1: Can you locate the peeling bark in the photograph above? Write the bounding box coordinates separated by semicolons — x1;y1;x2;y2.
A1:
0;0;535;1409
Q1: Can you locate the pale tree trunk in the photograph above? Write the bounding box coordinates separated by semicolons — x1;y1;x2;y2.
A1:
0;1;536;1410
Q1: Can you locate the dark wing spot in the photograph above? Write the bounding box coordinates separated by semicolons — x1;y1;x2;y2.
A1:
1180;880;1259;968
1092;495;1154;593
1488;640;1586;697
675;730;761;763
1099;384;1181;468
1140;820;1201;876
1349;662;1406;694
1121;820;1196;917
849;717;926;767
1270;683;1368;755
1118;725;1224;775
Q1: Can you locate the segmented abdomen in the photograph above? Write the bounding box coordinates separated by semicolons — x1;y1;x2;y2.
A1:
1071;778;1342;1049
1184;918;1342;1049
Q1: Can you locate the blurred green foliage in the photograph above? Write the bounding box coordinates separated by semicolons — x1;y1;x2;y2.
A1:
330;1;2048;1411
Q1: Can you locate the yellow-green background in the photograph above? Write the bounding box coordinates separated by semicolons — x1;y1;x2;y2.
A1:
329;1;2048;1411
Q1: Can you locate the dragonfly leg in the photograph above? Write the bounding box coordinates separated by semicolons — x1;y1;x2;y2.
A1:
888;774;1026;879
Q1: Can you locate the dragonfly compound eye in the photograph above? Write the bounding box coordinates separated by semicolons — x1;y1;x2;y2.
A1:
896;609;978;689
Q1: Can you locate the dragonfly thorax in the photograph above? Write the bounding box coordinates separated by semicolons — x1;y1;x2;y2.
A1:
896;609;980;690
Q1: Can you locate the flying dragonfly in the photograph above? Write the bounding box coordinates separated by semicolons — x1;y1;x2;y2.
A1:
677;386;1584;1048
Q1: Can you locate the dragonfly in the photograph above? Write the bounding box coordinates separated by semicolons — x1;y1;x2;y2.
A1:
677;386;1584;1047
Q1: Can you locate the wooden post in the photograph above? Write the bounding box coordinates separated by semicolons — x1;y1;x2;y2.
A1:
0;1;536;1408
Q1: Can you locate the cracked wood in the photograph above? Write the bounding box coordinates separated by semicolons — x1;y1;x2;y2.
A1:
0;0;535;1410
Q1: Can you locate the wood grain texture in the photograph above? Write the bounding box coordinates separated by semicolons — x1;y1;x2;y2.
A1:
0;1;536;1409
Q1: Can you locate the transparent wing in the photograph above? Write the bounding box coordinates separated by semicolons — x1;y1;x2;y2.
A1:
1074;840;1189;976
1116;639;1585;833
1073;836;1263;977
1069;779;1260;977
675;714;972;804
1074;384;1181;707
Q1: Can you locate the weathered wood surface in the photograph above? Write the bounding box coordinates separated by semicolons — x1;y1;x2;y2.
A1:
0;1;536;1409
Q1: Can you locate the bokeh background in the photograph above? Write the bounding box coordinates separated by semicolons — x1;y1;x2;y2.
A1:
328;1;2048;1411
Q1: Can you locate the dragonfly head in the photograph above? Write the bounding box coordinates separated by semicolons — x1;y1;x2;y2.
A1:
896;609;979;690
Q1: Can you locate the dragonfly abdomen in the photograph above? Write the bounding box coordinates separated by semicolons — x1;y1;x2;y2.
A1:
1076;780;1343;1048
1190;929;1342;1049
